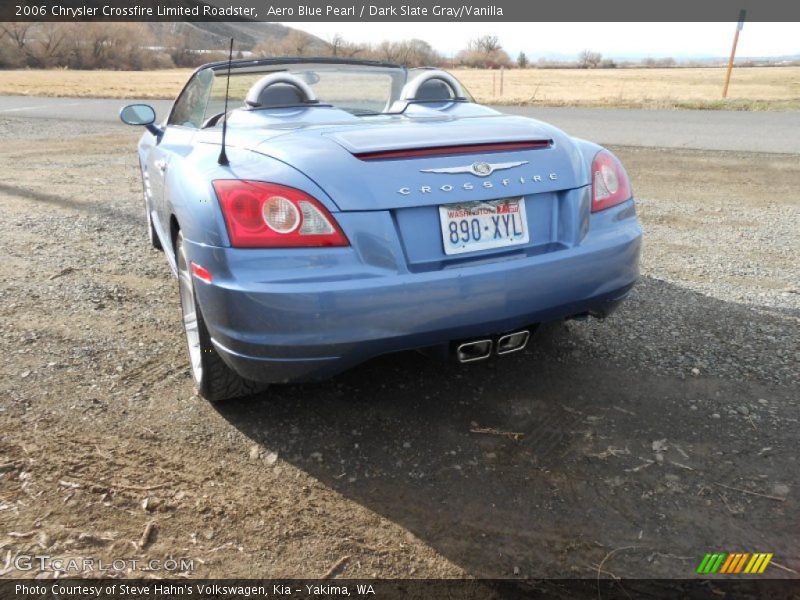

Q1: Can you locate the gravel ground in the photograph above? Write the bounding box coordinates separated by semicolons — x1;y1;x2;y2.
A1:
0;117;797;580
573;146;800;387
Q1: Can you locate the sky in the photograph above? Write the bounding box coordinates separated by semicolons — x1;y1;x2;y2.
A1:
284;22;799;59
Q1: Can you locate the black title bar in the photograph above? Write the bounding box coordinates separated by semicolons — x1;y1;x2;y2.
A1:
5;0;800;22
3;579;800;600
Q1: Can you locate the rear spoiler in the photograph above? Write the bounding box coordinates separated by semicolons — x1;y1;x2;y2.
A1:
354;140;552;161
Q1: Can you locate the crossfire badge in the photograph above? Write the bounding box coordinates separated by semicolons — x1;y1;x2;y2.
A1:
398;161;558;196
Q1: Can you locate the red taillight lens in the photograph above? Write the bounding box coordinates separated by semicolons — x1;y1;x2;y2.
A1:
212;180;349;248
591;150;632;212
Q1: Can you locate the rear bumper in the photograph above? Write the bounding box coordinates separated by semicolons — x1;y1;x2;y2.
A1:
186;204;642;383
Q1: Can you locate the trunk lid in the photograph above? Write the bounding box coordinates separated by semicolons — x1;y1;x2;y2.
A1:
251;114;587;211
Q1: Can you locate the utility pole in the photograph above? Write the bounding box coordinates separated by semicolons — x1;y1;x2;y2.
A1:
723;10;746;98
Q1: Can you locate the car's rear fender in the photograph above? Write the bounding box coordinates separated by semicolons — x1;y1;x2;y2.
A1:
160;142;343;255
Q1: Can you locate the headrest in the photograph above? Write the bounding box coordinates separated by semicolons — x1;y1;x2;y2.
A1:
245;73;317;108
415;79;454;101
400;70;465;102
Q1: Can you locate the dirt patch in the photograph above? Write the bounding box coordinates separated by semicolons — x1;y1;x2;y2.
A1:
0;119;798;579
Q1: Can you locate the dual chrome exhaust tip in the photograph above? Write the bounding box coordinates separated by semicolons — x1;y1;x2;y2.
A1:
455;330;530;364
455;339;493;363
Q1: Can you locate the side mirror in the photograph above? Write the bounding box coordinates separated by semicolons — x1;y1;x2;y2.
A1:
120;103;155;125
119;104;162;137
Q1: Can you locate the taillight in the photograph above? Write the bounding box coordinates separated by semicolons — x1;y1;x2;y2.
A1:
212;180;349;248
591;150;632;212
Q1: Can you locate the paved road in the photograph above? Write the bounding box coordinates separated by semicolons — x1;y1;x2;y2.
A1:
1;95;798;154
500;106;800;155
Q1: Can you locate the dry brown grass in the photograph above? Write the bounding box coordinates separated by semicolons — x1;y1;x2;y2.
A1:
453;66;800;110
0;69;189;99
0;66;797;110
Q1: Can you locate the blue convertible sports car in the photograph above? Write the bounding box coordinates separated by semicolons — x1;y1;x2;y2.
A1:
120;58;642;401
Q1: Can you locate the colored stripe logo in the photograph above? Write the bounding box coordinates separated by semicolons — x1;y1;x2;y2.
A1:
697;552;773;574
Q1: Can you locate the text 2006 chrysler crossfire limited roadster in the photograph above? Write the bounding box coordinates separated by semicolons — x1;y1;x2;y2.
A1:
120;58;642;401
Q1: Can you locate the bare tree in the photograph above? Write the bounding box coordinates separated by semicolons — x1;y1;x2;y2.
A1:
25;23;72;67
68;24;165;69
284;30;316;55
408;38;443;66
329;33;345;56
255;30;318;58
0;21;173;69
327;33;364;58
372;40;401;63
470;35;502;54
578;49;603;69
365;39;441;66
0;22;33;67
457;36;512;69
169;28;205;67
0;22;34;50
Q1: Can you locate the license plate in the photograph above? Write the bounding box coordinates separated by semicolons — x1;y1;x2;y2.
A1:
439;198;529;256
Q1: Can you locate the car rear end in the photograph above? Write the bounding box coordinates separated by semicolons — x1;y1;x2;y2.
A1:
185;113;642;383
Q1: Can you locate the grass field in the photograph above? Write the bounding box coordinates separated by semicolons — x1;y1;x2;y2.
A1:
453;66;800;110
0;66;797;110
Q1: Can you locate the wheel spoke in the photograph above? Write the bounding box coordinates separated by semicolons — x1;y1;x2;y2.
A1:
177;239;203;384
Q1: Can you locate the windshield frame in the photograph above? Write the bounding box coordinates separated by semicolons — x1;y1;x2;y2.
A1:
168;57;471;126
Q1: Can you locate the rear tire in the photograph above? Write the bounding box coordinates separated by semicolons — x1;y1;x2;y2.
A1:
139;164;162;251
176;232;266;402
148;211;163;251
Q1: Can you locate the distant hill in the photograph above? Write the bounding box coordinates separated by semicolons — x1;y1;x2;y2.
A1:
146;22;327;52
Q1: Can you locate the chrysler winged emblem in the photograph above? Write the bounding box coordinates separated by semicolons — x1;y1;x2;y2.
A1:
420;160;529;178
